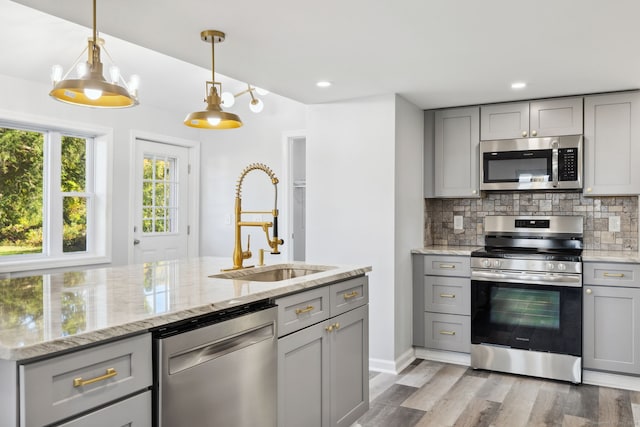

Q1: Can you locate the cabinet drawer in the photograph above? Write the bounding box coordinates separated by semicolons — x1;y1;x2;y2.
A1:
583;262;640;287
423;255;470;277
424;276;470;315
425;313;470;353
330;276;368;317
58;390;152;427
20;333;152;427
277;286;331;337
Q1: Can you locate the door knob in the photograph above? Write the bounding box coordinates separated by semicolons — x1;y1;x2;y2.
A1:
133;239;141;245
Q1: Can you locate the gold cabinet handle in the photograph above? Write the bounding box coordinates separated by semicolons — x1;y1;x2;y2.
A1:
73;368;117;388
343;291;359;299
325;322;340;333
438;264;455;269
439;293;456;298
334;322;340;329
586;288;592;295
439;330;456;336
295;305;314;315
603;272;625;278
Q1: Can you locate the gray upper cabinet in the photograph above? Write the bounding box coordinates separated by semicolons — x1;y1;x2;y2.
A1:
480;97;583;140
432;107;480;198
583;91;640;196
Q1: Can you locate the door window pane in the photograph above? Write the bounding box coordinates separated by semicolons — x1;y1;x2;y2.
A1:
142;154;178;234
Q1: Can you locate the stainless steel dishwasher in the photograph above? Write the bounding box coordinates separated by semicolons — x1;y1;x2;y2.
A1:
153;300;277;427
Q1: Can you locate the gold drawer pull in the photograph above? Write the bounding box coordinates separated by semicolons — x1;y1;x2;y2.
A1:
295;305;314;315
440;293;456;299
325;322;340;333
343;291;359;299
603;272;625;278
439;330;456;336
73;368;117;388
439;264;456;269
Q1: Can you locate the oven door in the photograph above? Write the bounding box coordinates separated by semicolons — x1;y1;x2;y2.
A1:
471;271;582;356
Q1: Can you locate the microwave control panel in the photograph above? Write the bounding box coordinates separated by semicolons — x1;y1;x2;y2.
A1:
558;148;578;181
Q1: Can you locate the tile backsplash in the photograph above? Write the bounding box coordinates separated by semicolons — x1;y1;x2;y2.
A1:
425;192;639;251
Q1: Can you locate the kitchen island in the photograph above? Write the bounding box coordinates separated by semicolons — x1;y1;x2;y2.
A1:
0;257;371;426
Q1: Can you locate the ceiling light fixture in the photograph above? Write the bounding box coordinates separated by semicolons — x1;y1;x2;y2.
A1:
221;84;269;113
316;81;332;88
184;30;242;130
49;0;139;108
511;82;527;90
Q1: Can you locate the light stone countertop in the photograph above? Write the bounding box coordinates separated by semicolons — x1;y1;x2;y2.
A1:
411;246;481;256
582;250;640;263
0;257;371;361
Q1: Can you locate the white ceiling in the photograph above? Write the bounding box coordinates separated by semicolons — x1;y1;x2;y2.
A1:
5;0;640;111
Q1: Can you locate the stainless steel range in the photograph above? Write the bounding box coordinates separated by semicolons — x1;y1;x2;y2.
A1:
470;215;583;383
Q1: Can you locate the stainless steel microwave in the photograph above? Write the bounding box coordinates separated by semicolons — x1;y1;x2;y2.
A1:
480;135;583;191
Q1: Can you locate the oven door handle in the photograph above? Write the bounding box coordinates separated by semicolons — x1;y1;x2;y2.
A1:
471;270;582;287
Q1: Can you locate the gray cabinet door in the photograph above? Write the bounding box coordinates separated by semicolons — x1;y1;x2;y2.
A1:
481;102;529;140
434;107;480;198
584;92;640;196
278;320;330;427
530;97;583;137
330;305;369;427
583;285;640;374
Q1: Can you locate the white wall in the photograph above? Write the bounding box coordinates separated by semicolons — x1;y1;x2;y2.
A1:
197;93;306;265
393;95;424;364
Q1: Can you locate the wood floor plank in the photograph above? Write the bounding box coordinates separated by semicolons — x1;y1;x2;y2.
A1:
401;364;468;412
373;384;420;407
631;390;640;405
563;384;599;421
452;398;501;427
490;376;543;427
474;371;517;404
527;389;567;427
397;360;446;388
414;375;486;427
561;414;594;427
598;387;634;426
632;403;640;426
356;402;426;427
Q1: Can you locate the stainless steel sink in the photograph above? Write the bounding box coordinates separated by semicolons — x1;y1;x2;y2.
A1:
210;265;332;282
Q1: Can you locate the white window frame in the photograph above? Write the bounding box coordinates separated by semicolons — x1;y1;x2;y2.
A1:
0;111;112;273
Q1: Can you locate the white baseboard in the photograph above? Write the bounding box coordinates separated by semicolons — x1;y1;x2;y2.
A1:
413;347;640;392
369;348;416;375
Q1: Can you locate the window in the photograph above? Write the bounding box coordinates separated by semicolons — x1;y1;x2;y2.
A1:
0;123;111;272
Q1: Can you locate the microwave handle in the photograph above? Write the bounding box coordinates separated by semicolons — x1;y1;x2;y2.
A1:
551;140;559;187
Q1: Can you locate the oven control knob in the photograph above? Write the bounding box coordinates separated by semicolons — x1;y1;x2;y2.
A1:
492;260;501;268
483;259;491;268
547;263;555;270
557;263;566;271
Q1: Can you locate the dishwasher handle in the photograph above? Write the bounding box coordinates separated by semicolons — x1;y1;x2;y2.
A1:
168;322;275;375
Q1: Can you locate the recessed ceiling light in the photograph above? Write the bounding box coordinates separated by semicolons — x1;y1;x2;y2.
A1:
511;82;527;90
316;81;331;88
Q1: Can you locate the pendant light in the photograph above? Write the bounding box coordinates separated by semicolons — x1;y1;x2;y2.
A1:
221;84;269;113
49;0;139;108
184;30;242;130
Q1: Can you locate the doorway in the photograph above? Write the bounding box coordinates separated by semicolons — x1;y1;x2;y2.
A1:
287;134;306;261
131;134;199;264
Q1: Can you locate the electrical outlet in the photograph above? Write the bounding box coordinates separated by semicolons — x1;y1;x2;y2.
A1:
609;216;621;232
454;215;464;230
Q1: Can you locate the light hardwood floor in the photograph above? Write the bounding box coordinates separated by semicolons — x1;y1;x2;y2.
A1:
356;360;640;427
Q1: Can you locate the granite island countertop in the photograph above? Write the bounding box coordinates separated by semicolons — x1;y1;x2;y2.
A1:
0;257;371;361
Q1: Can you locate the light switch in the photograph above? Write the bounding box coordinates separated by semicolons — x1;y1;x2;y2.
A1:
454;215;464;230
609;216;621;232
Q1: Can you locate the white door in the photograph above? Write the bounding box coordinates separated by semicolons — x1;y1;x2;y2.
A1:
133;139;190;263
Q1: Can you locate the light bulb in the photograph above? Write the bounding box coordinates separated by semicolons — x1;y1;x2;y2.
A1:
207;117;221;126
221;91;235;107
84;88;103;100
255;87;269;96
128;74;140;91
109;66;120;84
51;65;63;84
76;62;89;78
249;98;264;113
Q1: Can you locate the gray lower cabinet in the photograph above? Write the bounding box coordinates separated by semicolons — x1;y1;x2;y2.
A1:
17;333;152;427
583;91;640;196
413;254;471;353
277;276;369;427
583;262;640;374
